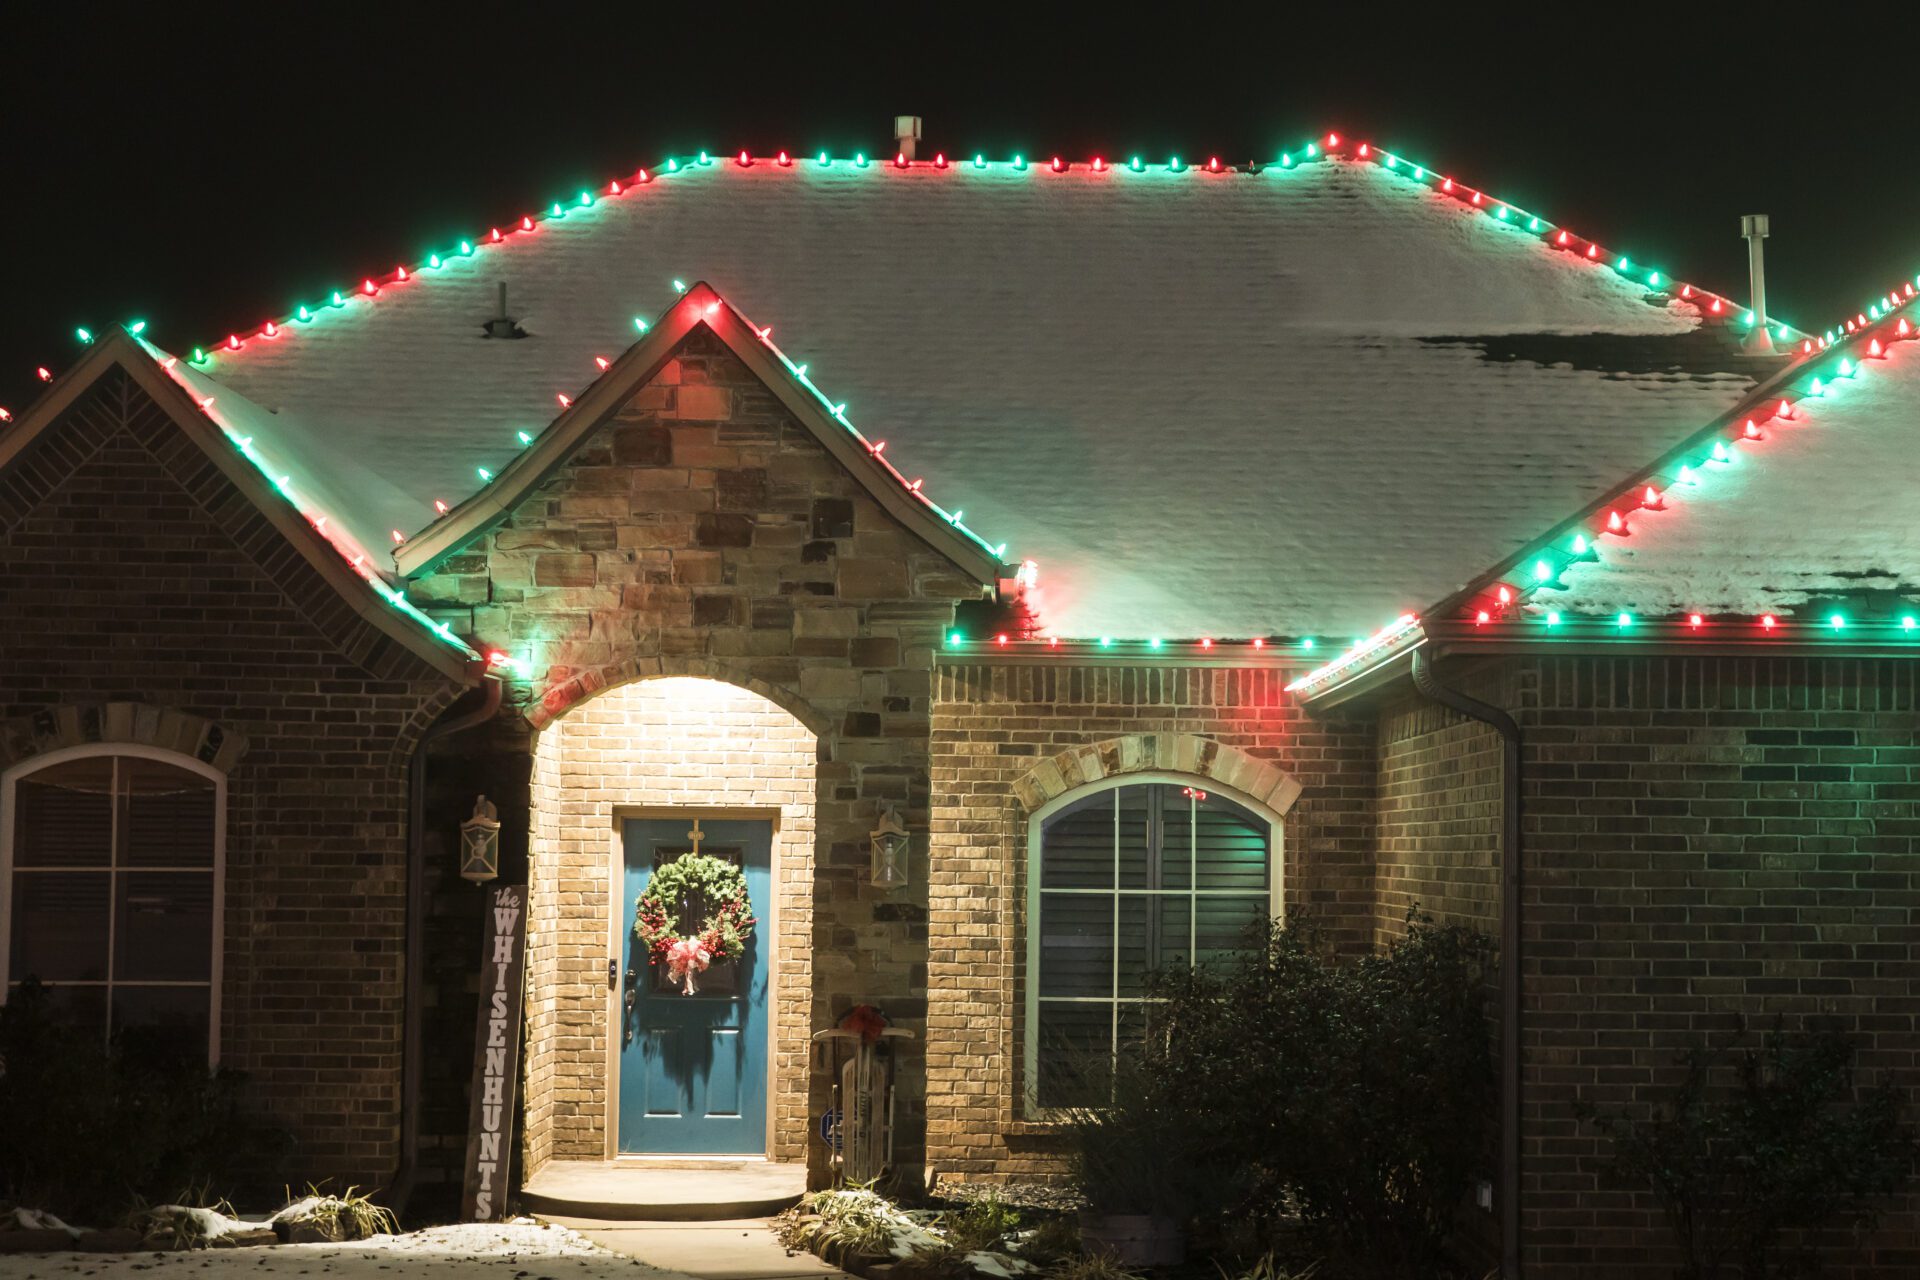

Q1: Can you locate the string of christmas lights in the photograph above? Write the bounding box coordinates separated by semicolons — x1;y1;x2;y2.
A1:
21;130;1920;676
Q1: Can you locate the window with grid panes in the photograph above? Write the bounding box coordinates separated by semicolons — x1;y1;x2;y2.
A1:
1029;781;1273;1108
4;753;220;1063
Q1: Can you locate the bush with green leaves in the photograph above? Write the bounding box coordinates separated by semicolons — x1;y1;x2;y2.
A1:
0;980;289;1220
1576;1019;1915;1280
1136;910;1496;1273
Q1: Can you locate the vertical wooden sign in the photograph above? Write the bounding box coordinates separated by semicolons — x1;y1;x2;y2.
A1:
461;884;526;1221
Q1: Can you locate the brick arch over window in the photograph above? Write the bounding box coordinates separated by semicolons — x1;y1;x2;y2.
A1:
529;654;830;738
1010;733;1302;817
0;703;248;775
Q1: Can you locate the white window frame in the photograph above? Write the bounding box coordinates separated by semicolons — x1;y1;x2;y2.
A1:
0;743;227;1066
1022;771;1283;1117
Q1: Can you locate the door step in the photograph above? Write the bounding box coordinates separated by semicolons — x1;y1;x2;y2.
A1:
521;1160;806;1221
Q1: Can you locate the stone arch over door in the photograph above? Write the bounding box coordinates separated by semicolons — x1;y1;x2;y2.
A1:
529;655;831;738
1010;732;1303;817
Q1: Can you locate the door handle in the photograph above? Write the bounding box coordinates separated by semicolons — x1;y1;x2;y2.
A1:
622;965;639;1047
608;957;619;987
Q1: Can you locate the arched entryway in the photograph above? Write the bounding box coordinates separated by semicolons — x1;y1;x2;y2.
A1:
525;677;817;1171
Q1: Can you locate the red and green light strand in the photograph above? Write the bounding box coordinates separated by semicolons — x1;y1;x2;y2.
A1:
414;285;1009;567
26;131;1920;674
1458;302;1920;637
138;337;491;669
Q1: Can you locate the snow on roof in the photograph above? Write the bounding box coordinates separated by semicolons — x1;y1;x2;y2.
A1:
1542;329;1920;621
141;340;484;666
176;141;1773;641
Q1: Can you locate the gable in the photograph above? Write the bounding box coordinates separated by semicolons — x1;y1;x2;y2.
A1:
0;337;478;683
390;285;1005;586
0;365;468;690
406;324;986;694
171;136;1780;642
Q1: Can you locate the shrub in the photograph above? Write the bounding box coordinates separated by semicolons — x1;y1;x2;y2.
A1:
1142;910;1496;1273
1577;1019;1916;1280
0;980;289;1220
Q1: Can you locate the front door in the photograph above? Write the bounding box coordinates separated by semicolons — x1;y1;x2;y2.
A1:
618;818;770;1155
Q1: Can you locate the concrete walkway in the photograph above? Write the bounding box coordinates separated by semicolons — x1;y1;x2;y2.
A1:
545;1217;849;1280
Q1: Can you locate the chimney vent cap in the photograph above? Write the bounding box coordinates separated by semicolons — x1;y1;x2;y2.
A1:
1741;213;1771;238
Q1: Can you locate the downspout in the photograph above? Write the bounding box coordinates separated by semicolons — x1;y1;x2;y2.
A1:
1409;649;1522;1278
391;676;503;1218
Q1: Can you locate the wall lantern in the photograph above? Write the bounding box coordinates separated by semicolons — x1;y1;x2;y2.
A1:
460;794;501;883
869;803;910;890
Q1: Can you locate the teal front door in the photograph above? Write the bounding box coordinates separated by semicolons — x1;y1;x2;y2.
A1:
618;818;770;1154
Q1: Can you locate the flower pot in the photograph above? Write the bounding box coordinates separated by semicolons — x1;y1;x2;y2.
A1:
1078;1211;1186;1267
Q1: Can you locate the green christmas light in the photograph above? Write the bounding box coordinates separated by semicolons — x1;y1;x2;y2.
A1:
1904;616;1917;631
517;430;534;446
698;151;712;165
1279;153;1294;168
1617;612;1633;629
577;190;593;207
1572;534;1588;555
855;152;869;167
1099;637;1113;649
478;467;493;482
75;327;93;344
1830;613;1847;630
190;347;208;363
973;154;985;168
1545;611;1562;627
1533;560;1551;582
297;306;312;321
1301;638;1316;651
429;253;443;268
947;632;963;647
815;152;829;166
1129;156;1143;171
1168;155;1184;172
672;279;688;294
1149;638;1163;650
1712;441;1731;462
459;240;473;255
667;158;681;172
1012;154;1026;170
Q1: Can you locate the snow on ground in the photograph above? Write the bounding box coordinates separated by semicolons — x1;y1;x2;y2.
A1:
0;1222;682;1279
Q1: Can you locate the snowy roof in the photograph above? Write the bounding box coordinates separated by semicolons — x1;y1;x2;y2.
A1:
173;140;1785;641
1538;327;1920;621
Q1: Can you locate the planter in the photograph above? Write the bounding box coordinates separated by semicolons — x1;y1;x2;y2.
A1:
1078;1212;1186;1267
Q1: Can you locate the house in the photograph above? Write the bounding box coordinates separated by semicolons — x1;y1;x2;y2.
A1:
3;124;1916;1276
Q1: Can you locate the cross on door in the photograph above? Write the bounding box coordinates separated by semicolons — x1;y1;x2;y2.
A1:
686;819;705;854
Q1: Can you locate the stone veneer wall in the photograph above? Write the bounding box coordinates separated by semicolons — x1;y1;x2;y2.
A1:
408;329;983;1180
924;660;1377;1184
0;368;464;1185
523;677;816;1166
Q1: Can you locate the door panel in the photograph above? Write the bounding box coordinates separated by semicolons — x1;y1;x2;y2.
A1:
618;818;770;1154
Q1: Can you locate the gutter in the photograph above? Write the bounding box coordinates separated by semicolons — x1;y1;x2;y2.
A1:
1409;649;1522;1279
391;677;504;1218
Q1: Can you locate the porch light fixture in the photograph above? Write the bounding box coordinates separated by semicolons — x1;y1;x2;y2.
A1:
870;803;910;890
460;794;502;883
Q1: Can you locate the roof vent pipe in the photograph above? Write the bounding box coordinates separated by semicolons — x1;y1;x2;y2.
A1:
894;115;922;161
483;282;525;340
1740;214;1776;355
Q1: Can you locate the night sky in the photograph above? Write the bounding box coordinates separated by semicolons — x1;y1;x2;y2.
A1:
4;10;1911;417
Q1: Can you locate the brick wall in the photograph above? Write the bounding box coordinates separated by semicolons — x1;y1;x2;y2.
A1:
523;677;816;1166
1375;692;1503;942
1509;655;1920;1277
924;660;1376;1184
410;329;982;1179
0;369;463;1186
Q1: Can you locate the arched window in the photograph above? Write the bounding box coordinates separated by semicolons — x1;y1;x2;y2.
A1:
1025;778;1277;1110
2;748;224;1063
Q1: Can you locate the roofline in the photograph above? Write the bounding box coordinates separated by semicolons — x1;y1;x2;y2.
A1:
0;331;482;685
392;282;1009;586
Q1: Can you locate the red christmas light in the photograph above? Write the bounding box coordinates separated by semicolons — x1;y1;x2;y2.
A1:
1050;156;1064;172
1475;610;1491;625
226;335;241;350
395;266;409;281
362;279;378;295
777;151;791;167
609;180;622;195
895;152;909;169
594;356;611;371
736;151;751;167
1743;419;1762;439
1252;637;1265;649
1200;637;1214;649
520;216;534;231
434;499;449;515
1607;510;1626;532
1206;156;1222;173
1762;614;1777;630
1091;157;1106;171
934;153;948;169
36;367;52;382
1688;614;1703;629
556;393;572;408
391;530;405;544
1642;485;1662;508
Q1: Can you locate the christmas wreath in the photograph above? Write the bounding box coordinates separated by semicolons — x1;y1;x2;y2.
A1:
633;853;755;995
